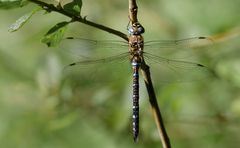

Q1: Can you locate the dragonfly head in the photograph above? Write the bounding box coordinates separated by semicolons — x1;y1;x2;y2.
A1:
128;22;145;35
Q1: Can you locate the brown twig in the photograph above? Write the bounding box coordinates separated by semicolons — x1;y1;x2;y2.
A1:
128;0;171;147
29;0;128;41
141;62;171;148
128;0;138;23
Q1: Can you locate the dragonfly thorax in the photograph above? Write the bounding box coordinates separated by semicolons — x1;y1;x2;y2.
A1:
128;35;144;56
129;34;144;65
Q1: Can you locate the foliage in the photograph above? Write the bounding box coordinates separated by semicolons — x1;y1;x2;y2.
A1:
0;0;28;9
41;21;69;47
8;7;40;32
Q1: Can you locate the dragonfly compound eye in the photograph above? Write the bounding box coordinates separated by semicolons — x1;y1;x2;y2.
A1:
128;22;145;35
136;24;145;34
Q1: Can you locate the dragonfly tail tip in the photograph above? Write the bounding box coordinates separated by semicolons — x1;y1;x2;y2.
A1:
198;36;206;39
197;63;205;67
133;136;139;143
66;37;74;39
69;63;76;66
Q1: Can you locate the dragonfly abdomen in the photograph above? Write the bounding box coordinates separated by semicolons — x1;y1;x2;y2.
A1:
132;58;141;142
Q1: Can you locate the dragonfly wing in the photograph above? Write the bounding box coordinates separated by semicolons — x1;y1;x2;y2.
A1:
144;36;213;60
63;52;131;85
60;37;129;58
144;53;212;83
145;37;213;49
60;37;131;86
65;52;130;67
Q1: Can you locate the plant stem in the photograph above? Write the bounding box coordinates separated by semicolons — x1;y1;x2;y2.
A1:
29;0;128;41
141;62;171;148
128;0;138;23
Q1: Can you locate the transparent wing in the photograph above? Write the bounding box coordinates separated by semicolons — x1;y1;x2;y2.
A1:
63;52;131;85
65;52;130;67
64;37;128;48
144;53;212;83
60;37;131;85
144;36;213;60
60;36;213;83
60;37;129;59
64;36;212;48
145;36;212;49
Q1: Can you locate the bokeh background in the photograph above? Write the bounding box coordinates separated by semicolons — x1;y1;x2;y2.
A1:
1;0;240;148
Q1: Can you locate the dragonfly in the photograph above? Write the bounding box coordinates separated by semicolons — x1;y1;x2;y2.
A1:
61;22;212;142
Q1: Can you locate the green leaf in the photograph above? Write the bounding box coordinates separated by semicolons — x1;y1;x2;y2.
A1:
0;0;27;9
60;0;82;16
8;8;40;32
20;0;29;6
42;21;69;47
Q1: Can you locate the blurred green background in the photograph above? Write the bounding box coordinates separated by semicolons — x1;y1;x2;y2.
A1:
1;0;240;148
